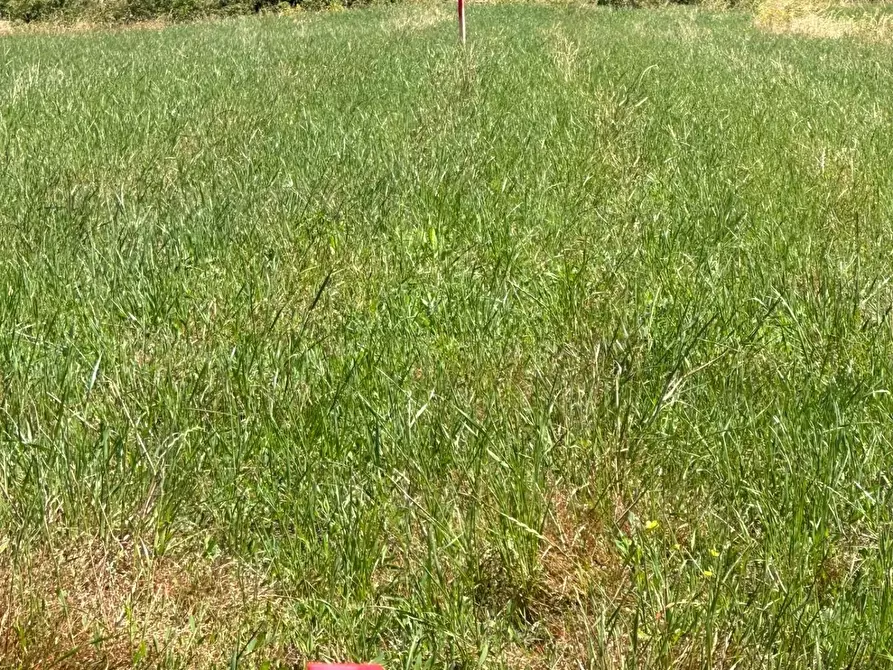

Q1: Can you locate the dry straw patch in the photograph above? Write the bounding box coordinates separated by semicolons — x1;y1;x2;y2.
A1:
382;5;449;32
506;491;628;670
778;13;855;38
0;18;171;35
1;536;283;668
755;0;893;41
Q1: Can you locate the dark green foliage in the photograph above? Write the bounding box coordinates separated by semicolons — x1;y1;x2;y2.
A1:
0;0;380;25
0;0;69;22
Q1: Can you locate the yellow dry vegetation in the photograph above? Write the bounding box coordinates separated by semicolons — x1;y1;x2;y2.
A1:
755;0;893;41
0;18;173;35
382;4;449;32
1;536;285;668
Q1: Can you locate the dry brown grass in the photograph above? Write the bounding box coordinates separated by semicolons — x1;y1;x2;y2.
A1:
381;4;449;32
1;536;285;668
755;0;893;41
0;18;173;36
502;490;629;670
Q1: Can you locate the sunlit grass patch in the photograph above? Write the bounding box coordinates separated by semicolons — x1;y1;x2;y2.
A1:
755;0;893;40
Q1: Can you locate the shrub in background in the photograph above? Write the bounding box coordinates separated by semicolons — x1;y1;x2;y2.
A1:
0;0;381;23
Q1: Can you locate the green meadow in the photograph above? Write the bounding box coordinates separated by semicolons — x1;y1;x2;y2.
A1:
2;4;893;667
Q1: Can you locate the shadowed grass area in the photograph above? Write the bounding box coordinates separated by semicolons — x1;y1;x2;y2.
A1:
2;4;893;667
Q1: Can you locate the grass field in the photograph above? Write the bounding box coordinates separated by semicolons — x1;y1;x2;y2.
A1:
3;3;893;667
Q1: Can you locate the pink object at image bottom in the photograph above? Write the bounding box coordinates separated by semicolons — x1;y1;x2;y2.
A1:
307;665;384;670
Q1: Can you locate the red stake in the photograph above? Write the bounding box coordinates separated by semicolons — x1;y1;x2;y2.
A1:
458;0;466;44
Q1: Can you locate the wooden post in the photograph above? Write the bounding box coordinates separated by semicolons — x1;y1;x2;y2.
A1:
458;0;466;44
